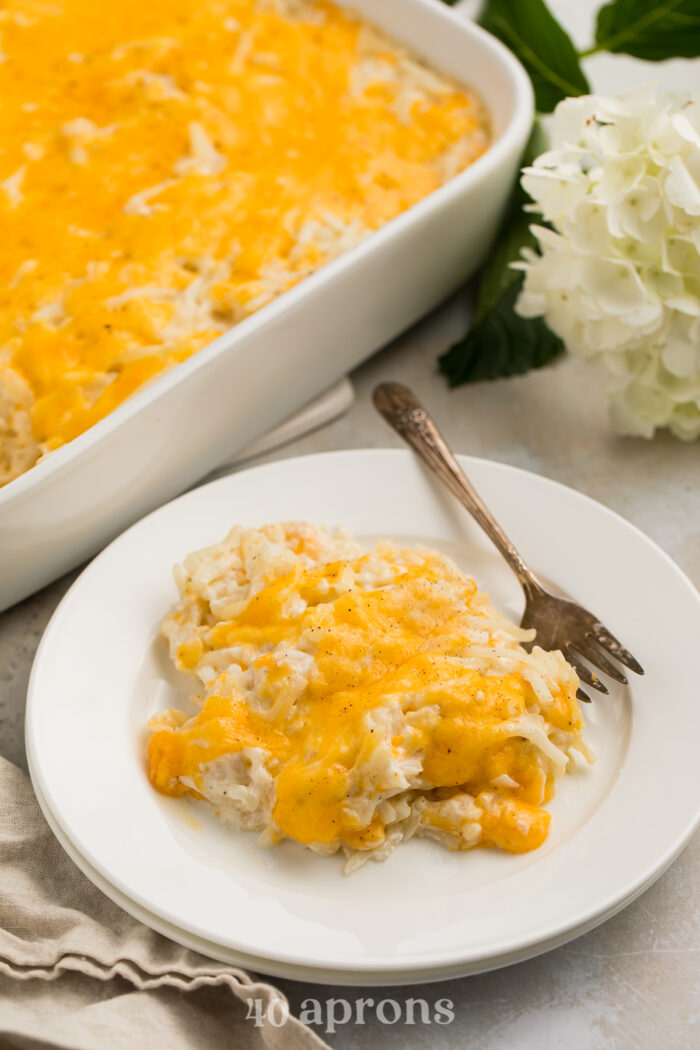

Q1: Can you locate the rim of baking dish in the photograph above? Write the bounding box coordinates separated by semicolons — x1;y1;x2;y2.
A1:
0;3;533;507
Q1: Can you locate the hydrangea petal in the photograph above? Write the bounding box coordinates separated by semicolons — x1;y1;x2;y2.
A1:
669;402;700;440
521;167;588;221
653;355;700;402
598;119;646;157
595;156;646;204
584;318;644;352
608;183;666;243
647;107;685;164
597;84;658;120
662;236;700;278
665;154;700;216
618;381;675;426
582;259;648;314
664;294;700;317
661;337;699;379
672;107;700;151
551;96;600;150
620;302;665;329
613;236;664;268
515;289;548;318
563;200;611;254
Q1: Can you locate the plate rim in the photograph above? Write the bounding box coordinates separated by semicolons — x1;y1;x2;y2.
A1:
27;759;679;987
25;448;700;976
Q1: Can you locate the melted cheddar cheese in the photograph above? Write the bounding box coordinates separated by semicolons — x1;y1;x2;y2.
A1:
0;0;489;485
148;523;588;871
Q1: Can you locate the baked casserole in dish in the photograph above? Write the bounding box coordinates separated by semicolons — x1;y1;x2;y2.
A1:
0;0;532;610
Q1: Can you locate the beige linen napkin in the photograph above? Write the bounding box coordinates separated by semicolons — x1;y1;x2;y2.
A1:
0;757;329;1050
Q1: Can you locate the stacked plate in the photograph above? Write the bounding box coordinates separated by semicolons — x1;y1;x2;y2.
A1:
26;450;700;985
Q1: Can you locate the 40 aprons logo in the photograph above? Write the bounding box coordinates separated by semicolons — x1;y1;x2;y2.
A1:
246;994;455;1034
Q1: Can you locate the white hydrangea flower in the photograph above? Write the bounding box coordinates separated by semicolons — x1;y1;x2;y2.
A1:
515;85;700;440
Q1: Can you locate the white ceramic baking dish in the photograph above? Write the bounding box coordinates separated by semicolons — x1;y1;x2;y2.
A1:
0;0;533;612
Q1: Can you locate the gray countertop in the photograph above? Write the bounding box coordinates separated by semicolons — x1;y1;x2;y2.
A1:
2;0;699;1043
2;292;698;1049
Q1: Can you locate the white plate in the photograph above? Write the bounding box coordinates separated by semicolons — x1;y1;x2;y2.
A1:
26;450;700;983
28;768;669;987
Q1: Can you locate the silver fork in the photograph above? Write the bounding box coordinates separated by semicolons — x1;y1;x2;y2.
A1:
373;382;644;701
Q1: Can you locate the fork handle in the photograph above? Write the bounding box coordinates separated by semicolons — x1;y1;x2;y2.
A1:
373;382;542;596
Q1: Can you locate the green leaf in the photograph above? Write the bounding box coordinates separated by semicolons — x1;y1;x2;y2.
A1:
438;119;564;387
439;282;564;385
515;120;549;192
479;0;590;112
472;120;548;325
472;208;533;325
593;0;700;61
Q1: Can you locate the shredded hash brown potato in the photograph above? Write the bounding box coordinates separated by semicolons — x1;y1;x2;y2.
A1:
0;0;489;486
148;523;592;873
